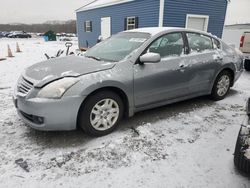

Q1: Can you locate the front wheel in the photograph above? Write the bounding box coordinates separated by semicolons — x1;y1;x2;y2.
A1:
211;70;232;101
78;91;124;137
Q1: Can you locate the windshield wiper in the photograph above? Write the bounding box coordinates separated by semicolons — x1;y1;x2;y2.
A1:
85;55;101;61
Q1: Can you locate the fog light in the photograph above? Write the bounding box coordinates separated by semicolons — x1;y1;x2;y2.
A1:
35;116;44;124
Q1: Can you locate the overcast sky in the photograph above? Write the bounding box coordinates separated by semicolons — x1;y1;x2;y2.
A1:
0;0;248;25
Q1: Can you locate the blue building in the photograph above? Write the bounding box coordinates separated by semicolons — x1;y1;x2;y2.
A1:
76;0;228;48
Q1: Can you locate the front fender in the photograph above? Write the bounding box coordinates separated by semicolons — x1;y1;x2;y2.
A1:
64;70;134;116
80;80;130;97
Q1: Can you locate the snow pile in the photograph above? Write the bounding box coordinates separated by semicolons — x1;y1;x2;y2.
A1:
240;120;250;160
244;149;250;159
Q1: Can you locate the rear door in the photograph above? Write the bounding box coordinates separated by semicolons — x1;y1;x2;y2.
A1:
183;32;222;94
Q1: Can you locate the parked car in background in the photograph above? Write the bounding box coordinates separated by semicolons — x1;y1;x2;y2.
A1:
13;27;244;136
8;31;31;38
240;32;250;71
57;33;77;38
0;32;3;38
65;33;77;37
234;98;250;174
59;37;73;41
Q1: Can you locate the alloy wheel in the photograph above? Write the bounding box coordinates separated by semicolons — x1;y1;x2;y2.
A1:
90;98;120;131
216;75;230;97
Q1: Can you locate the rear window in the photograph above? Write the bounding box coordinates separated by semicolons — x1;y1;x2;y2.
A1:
186;33;213;53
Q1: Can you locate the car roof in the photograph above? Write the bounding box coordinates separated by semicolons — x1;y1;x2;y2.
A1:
124;27;215;38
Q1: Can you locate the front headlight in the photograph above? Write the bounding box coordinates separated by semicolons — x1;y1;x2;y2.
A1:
37;77;78;99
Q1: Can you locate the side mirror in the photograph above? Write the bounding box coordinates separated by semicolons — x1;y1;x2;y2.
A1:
140;52;161;63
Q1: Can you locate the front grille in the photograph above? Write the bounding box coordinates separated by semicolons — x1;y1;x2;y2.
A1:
17;77;34;95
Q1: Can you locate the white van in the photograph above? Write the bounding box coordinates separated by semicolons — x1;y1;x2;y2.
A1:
240;32;250;71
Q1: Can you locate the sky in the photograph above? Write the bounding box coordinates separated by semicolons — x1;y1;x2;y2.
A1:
0;0;248;25
0;0;93;24
226;0;249;24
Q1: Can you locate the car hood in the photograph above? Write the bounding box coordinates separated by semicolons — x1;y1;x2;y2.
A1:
23;56;115;87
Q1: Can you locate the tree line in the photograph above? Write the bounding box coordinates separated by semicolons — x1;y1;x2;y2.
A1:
0;20;76;33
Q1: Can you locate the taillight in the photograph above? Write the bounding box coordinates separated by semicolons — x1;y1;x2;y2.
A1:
240;36;245;48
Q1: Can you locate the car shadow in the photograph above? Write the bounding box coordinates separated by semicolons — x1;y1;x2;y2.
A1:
24;89;240;148
119;96;214;130
227;88;240;97
24;128;90;149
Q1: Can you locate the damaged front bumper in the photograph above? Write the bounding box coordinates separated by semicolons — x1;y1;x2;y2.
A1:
13;91;84;131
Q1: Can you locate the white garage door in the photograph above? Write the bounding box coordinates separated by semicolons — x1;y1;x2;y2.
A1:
186;15;209;31
101;17;111;39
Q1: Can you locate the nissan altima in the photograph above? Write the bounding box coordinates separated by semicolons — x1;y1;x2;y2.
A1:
13;27;244;136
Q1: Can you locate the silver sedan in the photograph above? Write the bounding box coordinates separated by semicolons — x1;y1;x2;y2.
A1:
13;27;244;136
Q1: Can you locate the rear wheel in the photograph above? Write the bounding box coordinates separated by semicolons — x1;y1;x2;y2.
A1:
78;91;124;137
245;60;250;71
211;70;232;101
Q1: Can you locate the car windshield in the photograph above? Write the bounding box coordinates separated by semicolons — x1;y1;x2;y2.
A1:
84;32;151;62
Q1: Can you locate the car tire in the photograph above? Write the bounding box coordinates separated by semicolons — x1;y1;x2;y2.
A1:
234;127;250;174
78;91;124;137
245;60;250;71
210;70;232;101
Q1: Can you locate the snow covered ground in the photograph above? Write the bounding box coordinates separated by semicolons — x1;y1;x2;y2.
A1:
0;38;250;188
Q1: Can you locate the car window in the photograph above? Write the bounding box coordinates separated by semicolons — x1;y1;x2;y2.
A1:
212;38;221;49
148;33;184;58
187;33;213;53
222;42;235;54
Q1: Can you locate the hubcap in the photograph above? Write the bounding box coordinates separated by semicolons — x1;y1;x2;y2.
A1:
217;75;230;97
90;99;119;131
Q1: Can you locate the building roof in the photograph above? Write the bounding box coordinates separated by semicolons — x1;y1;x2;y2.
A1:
125;27;215;37
76;0;135;12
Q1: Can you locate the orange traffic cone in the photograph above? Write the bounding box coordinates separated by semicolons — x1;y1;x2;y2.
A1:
16;42;21;53
7;45;14;57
